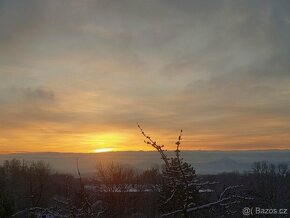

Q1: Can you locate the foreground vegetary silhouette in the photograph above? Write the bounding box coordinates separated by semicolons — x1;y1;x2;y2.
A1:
138;124;253;217
3;157;289;217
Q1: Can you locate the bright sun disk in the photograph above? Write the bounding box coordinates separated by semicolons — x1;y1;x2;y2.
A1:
94;148;113;153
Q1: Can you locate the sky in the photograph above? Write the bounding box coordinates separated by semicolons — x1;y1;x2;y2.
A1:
0;0;290;153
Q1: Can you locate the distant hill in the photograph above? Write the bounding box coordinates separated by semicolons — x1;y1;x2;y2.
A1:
0;150;289;176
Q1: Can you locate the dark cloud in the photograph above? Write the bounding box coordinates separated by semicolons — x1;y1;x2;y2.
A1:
21;87;55;102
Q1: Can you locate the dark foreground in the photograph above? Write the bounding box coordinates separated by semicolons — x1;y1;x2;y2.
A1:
0;159;289;217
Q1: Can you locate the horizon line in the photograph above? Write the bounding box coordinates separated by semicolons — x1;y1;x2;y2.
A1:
1;148;290;155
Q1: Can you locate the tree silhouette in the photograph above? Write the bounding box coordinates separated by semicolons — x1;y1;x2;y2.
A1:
138;124;253;217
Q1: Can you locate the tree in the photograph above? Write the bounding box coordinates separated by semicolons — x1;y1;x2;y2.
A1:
250;162;290;209
96;162;136;217
0;166;14;217
138;124;253;217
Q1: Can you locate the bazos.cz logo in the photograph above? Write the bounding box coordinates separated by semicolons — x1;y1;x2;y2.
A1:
243;207;288;216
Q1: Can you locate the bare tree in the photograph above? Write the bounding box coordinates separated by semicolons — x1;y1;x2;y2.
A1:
250;162;290;209
12;161;103;218
95;162;136;217
138;124;253;217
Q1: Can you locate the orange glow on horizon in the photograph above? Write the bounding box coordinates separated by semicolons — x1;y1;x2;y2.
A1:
81;132;130;152
1;126;290;153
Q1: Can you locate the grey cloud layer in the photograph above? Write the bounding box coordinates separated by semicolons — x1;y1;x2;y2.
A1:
0;0;290;148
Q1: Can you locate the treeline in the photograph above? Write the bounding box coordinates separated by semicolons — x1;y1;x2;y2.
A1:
0;159;78;217
0;159;289;217
204;162;290;210
0;160;163;217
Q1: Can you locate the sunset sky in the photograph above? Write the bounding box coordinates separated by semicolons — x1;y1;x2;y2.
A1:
0;0;290;153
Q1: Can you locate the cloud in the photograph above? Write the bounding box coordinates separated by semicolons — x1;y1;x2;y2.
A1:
0;0;290;151
21;87;55;102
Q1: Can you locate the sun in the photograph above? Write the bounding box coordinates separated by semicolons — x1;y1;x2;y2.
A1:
94;148;113;153
82;133;128;153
